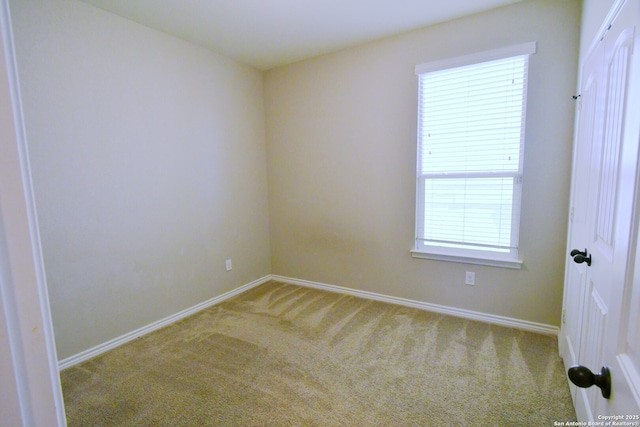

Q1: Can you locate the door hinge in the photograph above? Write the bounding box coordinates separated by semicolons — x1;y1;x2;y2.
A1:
562;309;566;324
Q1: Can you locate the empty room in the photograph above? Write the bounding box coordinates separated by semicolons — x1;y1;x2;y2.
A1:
2;0;640;425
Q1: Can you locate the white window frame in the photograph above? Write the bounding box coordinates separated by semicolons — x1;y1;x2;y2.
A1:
411;42;536;269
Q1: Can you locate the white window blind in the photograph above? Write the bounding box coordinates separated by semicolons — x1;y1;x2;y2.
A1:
414;43;535;266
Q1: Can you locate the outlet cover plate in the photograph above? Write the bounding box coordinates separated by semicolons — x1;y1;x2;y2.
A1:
465;271;475;286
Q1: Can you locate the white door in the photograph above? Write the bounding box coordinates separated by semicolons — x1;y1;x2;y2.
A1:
560;28;603;416
561;0;640;420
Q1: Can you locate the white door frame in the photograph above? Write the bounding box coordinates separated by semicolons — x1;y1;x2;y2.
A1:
0;0;66;425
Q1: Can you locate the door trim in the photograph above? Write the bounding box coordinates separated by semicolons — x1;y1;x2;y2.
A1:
0;1;66;424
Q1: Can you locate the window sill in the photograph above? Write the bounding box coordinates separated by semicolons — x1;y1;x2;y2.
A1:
411;249;523;270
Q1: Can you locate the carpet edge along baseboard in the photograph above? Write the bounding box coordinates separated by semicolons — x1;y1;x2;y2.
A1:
58;274;558;370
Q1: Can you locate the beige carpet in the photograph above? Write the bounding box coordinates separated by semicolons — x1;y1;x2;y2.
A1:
61;280;576;426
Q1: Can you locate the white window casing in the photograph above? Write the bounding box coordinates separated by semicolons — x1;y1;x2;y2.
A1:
412;42;536;269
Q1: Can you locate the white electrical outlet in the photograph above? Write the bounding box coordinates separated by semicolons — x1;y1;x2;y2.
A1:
465;271;475;286
225;259;232;271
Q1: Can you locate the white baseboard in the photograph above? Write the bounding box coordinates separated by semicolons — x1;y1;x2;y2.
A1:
272;275;559;336
59;273;558;370
57;275;271;370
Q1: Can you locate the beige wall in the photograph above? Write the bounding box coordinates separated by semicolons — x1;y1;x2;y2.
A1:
265;0;582;326
9;0;584;362
9;0;271;359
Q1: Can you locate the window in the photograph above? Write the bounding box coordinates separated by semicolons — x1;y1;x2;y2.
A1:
412;43;536;269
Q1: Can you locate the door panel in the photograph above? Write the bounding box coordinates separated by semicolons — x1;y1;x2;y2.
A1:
581;285;608;417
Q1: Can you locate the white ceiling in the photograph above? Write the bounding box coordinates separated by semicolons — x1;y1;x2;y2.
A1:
78;0;522;70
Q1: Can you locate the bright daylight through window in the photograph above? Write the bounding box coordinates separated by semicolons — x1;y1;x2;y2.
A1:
412;43;536;269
